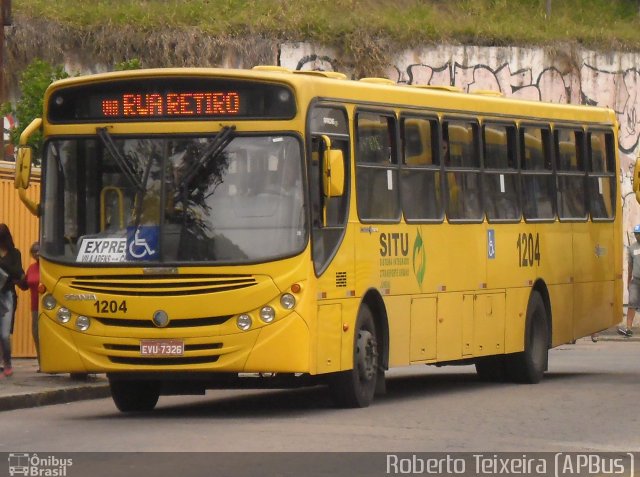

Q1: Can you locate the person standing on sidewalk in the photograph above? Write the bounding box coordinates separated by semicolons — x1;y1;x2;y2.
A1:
18;242;40;370
0;224;26;377
619;224;640;337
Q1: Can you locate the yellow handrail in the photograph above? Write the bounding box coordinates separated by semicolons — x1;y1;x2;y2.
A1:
100;186;125;230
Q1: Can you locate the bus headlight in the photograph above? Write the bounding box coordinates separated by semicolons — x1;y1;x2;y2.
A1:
280;293;296;310
56;308;71;324
237;314;252;331
42;294;57;310
75;315;90;331
259;306;275;323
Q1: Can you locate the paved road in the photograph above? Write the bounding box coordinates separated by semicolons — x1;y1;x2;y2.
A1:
1;339;638;454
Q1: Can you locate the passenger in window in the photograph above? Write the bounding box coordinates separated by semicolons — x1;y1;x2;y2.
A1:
442;139;450;165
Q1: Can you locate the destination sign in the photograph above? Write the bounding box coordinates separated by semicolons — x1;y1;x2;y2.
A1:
102;91;241;118
48;76;296;122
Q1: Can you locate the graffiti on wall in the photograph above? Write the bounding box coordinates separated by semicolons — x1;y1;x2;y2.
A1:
391;61;640;155
288;47;640;156
281;43;640;233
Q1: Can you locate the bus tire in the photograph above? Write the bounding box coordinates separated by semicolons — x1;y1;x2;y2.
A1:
505;291;549;384
328;304;378;408
109;379;161;412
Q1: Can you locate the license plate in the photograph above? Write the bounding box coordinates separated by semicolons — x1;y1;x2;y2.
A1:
140;339;184;356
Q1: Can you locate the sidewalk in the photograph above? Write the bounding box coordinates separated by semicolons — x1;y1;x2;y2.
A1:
594;325;640;341
0;325;637;412
0;360;110;412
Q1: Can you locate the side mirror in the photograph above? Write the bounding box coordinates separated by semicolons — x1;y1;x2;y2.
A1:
14;118;42;216
321;135;345;198
634;155;640;205
15;146;33;189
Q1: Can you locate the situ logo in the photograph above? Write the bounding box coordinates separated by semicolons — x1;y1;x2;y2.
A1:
8;453;73;477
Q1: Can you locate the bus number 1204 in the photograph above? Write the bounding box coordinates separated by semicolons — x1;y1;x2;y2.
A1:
93;300;128;314
516;233;541;267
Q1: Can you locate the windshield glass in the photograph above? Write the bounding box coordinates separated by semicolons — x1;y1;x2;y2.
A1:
41;134;306;264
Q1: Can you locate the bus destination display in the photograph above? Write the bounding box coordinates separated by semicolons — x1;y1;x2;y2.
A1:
101;91;241;118
48;77;296;122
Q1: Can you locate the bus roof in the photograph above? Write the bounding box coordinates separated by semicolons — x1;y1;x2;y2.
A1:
45;67;617;126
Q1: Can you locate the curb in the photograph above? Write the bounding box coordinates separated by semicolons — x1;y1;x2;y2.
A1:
595;336;640;342
0;384;111;412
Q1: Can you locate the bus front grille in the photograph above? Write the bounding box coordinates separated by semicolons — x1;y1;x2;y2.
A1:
68;274;257;296
95;316;232;328
105;342;223;366
108;355;220;366
104;343;223;352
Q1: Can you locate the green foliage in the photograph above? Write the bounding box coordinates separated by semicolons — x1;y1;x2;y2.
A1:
3;58;143;163
115;58;143;71
2;59;69;161
11;0;640;50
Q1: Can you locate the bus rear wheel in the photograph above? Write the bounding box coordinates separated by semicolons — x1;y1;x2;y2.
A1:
109;379;161;412
505;291;549;384
329;305;379;408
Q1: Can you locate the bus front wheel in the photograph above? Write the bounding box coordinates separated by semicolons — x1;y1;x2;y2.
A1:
505;291;549;384
329;305;379;408
109;379;161;412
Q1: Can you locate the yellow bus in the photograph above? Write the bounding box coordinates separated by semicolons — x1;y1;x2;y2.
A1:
15;67;621;411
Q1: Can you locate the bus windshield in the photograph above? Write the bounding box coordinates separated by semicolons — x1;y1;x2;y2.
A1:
41;133;306;265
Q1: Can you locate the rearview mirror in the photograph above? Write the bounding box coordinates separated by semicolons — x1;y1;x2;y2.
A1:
321;135;345;198
14;118;42;216
15;146;33;189
634;155;640;205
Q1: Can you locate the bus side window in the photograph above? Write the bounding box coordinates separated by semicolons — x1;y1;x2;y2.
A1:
521;127;555;220
483;123;520;222
587;130;616;220
555;128;587;220
401;116;442;221
443;119;482;221
355;111;400;221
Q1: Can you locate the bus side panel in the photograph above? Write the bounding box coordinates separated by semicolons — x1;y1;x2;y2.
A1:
572;222;615;282
436;292;464;362
316;304;343;374
385;295;411;367
473;292;506;357
538;222;574;288
614;211;623;330
487;224;532;290
548;284;574;347
573;281;614;338
572;220;616;338
428;223;485;293
409;296;437;362
504;287;530;354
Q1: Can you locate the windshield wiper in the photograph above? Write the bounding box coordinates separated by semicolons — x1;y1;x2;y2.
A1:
98;127;158;228
96;127;144;192
181;126;236;185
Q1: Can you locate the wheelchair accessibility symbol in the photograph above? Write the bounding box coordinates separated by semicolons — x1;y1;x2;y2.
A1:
487;229;496;259
126;226;159;261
